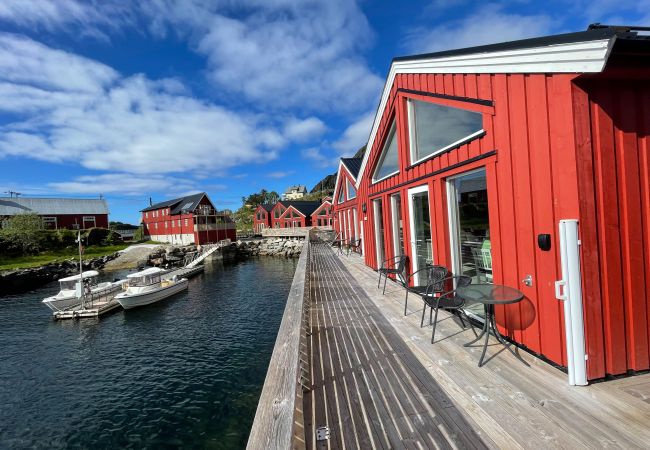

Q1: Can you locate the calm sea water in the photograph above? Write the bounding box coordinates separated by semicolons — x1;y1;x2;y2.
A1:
0;257;297;449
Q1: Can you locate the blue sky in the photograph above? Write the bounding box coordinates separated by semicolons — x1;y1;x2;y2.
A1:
0;0;647;223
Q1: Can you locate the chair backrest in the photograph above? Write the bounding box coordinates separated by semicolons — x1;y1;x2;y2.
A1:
427;265;449;293
396;255;408;273
472;247;493;271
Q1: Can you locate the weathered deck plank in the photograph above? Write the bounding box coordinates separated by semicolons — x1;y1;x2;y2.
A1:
335;247;650;449
304;242;491;449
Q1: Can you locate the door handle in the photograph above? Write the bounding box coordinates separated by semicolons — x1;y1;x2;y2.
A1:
555;280;567;301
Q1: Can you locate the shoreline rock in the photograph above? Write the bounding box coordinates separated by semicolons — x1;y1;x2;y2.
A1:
0;253;120;296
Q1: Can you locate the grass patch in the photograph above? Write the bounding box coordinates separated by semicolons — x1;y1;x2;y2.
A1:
0;244;130;271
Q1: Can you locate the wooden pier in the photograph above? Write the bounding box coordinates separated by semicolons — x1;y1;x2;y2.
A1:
165;265;204;280
249;239;650;449
53;290;121;320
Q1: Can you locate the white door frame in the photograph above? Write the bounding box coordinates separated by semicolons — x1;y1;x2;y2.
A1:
407;184;431;285
446;168;486;279
372;198;384;268
390;193;402;257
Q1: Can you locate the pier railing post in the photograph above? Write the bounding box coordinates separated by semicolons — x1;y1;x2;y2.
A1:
246;238;310;450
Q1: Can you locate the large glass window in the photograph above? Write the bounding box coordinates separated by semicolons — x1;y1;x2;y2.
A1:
390;194;404;257
347;180;356;199
372;122;399;182
338;186;345;204
447;169;491;320
408;99;483;163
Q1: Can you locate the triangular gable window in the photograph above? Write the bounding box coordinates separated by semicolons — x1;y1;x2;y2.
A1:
338;185;345;204
372;121;399;182
347;180;356;199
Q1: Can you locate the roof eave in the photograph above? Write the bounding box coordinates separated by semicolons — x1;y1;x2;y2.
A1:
356;34;619;186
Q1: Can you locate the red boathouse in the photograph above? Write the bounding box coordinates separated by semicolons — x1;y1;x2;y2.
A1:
141;192;236;245
333;25;650;383
332;157;362;244
0;197;109;229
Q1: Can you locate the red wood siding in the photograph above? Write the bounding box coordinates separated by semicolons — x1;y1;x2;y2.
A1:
332;165;360;243
574;76;650;378
41;214;109;229
357;72;588;371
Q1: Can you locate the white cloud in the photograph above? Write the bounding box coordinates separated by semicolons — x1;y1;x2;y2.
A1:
404;4;553;53
266;170;294;179
283;117;327;142
49;174;198;196
333;111;373;156
0;0;130;41
0;33;286;175
301;147;332;168
165;1;382;113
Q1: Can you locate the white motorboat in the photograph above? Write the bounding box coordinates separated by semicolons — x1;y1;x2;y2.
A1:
116;267;188;310
42;271;122;312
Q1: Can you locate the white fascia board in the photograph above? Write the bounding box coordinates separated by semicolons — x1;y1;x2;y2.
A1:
356;37;616;187
333;160;358;209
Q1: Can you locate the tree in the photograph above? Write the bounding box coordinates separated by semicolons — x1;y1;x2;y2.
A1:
242;189;280;206
233;205;254;232
0;213;45;255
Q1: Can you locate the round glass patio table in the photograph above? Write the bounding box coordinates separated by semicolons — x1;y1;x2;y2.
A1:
456;284;529;367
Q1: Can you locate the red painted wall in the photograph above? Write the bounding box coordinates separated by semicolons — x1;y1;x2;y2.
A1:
573;74;650;378
278;206;310;228
43;214;109;229
357;72;588;372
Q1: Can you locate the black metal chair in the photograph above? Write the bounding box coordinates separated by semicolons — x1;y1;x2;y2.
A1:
422;275;477;344
378;255;408;294
404;265;448;316
346;238;362;256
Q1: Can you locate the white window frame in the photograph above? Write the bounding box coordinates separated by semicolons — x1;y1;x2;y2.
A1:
43;216;57;229
407;98;484;166
347;179;357;200
83;216;96;228
372;121;400;183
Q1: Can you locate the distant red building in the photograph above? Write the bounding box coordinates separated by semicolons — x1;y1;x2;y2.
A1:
141;192;236;245
332;157;361;244
311;197;333;227
0;197;109;229
253;204;274;233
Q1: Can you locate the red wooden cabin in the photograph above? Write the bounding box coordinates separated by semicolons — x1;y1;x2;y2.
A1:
141;192;236;245
311;198;333;227
277;202;321;228
343;26;650;384
332;157;362;244
253;204;274;233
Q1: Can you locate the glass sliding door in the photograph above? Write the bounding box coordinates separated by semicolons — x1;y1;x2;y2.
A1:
390;193;404;257
447;168;491;320
353;208;359;243
408;185;433;285
373;199;385;268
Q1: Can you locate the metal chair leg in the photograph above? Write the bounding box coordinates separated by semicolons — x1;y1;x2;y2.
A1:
382;275;388;294
431;302;441;344
420;302;427;327
377;272;382;289
404;290;409;316
429;306;433;325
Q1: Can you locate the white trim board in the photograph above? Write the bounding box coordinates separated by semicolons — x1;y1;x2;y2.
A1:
356;37;617;187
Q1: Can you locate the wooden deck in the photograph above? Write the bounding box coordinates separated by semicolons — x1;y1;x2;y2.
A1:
304;242;650;449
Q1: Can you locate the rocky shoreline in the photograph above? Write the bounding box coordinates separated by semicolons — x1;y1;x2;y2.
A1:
1;238;306;296
0;253;120;296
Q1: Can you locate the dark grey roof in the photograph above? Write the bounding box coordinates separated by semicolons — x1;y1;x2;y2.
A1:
341;157;362;179
286;201;321;216
392;26;639;64
141;192;208;214
260;204;274;212
0;197;108;216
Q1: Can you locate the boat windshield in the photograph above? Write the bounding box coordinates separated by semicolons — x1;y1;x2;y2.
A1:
59;280;78;290
129;275;161;287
